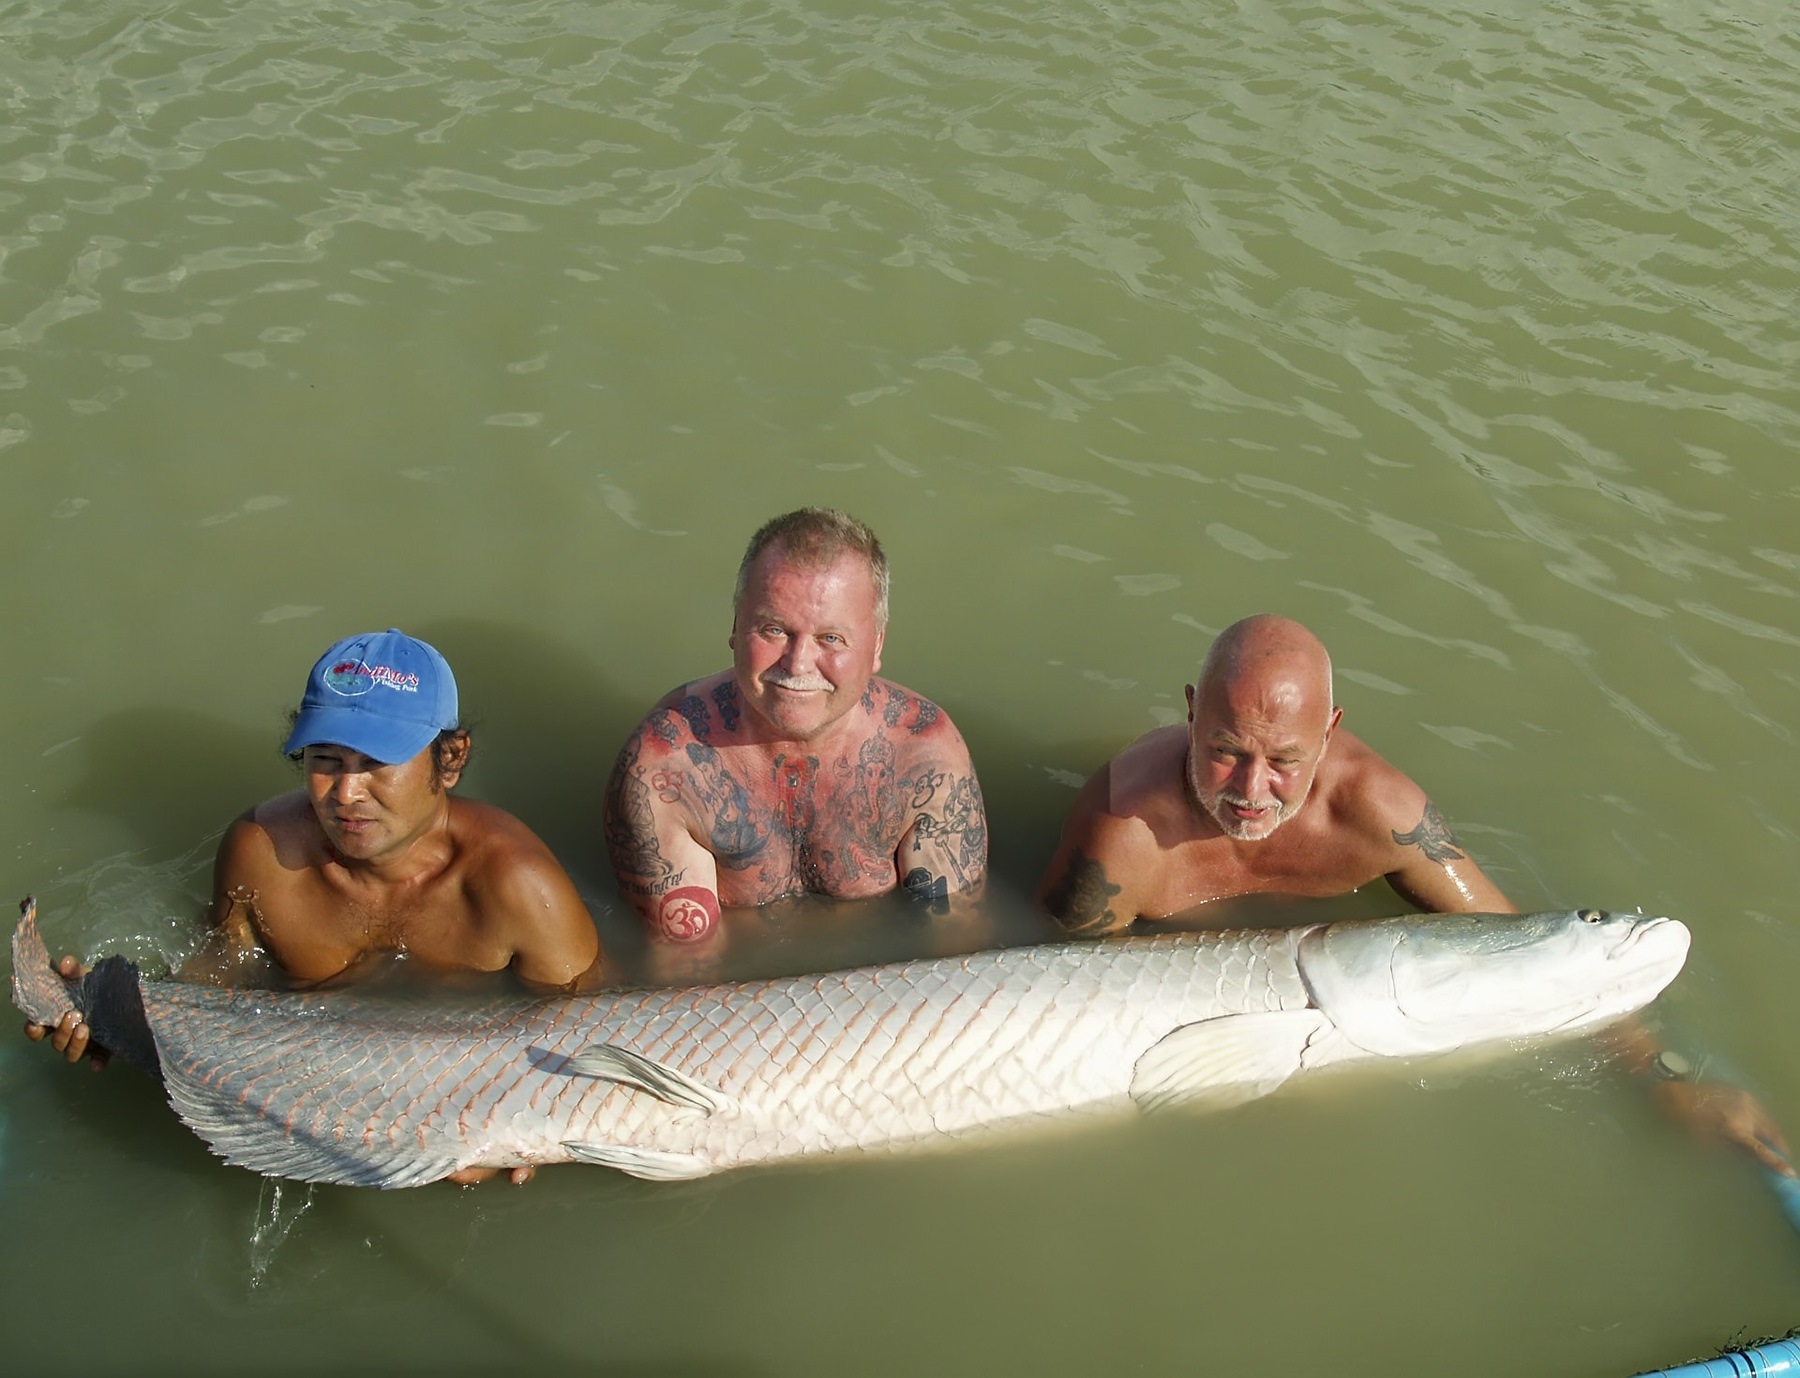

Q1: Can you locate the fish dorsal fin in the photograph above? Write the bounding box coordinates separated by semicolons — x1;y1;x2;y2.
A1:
562;1141;713;1181
1129;1010;1333;1112
566;1042;733;1115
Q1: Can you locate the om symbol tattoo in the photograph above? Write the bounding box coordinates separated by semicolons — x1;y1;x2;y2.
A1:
650;769;683;803
909;769;947;810
655;886;721;944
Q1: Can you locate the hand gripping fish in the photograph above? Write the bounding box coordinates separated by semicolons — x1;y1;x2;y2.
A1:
11;898;1688;1188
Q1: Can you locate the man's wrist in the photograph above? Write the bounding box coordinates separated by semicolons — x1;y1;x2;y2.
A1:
1649;1049;1694;1082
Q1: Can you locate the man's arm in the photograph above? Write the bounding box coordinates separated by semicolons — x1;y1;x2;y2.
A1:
26;813;277;1067
179;812;284;985
468;828;606;992
1379;789;1515;915
603;720;726;945
1037;766;1147;936
895;722;989;916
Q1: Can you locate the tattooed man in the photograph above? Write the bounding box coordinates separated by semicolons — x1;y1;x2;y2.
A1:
605;508;988;944
1039;614;1512;931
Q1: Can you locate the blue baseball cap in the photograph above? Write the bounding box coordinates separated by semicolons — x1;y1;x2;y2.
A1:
283;629;460;764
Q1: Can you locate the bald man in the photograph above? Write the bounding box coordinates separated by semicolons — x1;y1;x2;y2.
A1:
1039;614;1511;933
1039;613;1793;1177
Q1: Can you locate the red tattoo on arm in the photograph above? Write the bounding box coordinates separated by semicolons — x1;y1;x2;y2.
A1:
653;886;720;944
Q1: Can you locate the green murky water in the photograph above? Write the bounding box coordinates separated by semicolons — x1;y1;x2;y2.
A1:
5;1;1800;1372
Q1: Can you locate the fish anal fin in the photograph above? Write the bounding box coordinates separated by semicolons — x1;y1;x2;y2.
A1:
566;1042;733;1115
1130;1010;1334;1112
563;1141;712;1181
162;1057;458;1189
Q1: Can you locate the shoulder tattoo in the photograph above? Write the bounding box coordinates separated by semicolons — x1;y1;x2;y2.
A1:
1045;850;1123;934
1391;801;1468;864
710;680;742;732
672;693;715;743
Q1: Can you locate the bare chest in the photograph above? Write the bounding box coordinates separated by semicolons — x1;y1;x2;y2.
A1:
238;878;505;983
678;740;915;903
1143;827;1386;918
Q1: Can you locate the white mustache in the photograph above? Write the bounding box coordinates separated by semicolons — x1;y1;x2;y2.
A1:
763;674;832;692
1219;792;1276;812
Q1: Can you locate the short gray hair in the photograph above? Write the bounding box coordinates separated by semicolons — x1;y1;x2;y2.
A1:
733;507;890;625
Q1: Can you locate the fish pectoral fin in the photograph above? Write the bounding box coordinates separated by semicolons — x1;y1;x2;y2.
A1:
565;1043;733;1115
1130;1010;1334;1112
563;1141;712;1181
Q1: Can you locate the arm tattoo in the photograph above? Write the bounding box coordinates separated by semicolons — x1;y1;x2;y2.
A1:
684;741;769;867
903;867;951;915
1044;850;1123;934
653;885;721;943
905;771;986;889
604;735;680;892
1391;801;1468;864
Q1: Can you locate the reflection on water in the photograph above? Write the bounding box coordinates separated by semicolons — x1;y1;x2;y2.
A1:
5;0;1800;1373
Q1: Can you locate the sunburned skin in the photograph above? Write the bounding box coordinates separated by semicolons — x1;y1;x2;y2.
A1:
607;675;987;943
654;886;723;944
606;527;988;946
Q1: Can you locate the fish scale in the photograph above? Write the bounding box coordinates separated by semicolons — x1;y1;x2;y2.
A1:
143;930;1312;1184
12;902;1689;1188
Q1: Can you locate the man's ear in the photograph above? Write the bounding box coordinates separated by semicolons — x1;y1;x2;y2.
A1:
437;730;472;790
1323;705;1344;745
1184;683;1197;722
871;624;886;676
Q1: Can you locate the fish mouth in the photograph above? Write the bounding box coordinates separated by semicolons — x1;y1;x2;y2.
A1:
1610;914;1690;964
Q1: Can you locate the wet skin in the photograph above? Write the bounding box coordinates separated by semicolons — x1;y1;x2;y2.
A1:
27;735;604;1184
605;548;988;948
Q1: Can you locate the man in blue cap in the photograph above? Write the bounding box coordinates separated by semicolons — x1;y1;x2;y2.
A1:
31;629;605;1063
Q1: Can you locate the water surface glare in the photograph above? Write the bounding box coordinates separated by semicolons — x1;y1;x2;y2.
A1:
4;0;1800;1374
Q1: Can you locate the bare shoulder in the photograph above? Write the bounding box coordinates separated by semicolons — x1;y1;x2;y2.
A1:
1101;725;1188;822
226;792;321;878
450;797;572;884
1318;728;1511;911
868;677;963;751
1318;730;1433;839
1062;760;1163;867
639;672;745;749
450;798;599;971
1038;758;1161;932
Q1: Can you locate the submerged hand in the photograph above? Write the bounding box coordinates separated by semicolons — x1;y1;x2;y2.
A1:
21;955;109;1070
1656;1079;1794;1177
446;1165;537;1187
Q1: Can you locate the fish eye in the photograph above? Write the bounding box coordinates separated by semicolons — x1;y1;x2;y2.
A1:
1578;909;1602;924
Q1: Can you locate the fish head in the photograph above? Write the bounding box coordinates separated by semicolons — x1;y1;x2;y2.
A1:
1296;909;1691;1057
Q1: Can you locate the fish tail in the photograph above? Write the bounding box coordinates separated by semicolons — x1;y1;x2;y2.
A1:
11;896;81;1029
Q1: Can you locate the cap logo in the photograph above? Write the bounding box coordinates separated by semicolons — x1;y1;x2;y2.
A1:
322;659;420;697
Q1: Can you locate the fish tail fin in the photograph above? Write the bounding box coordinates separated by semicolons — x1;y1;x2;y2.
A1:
11;896;80;1029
